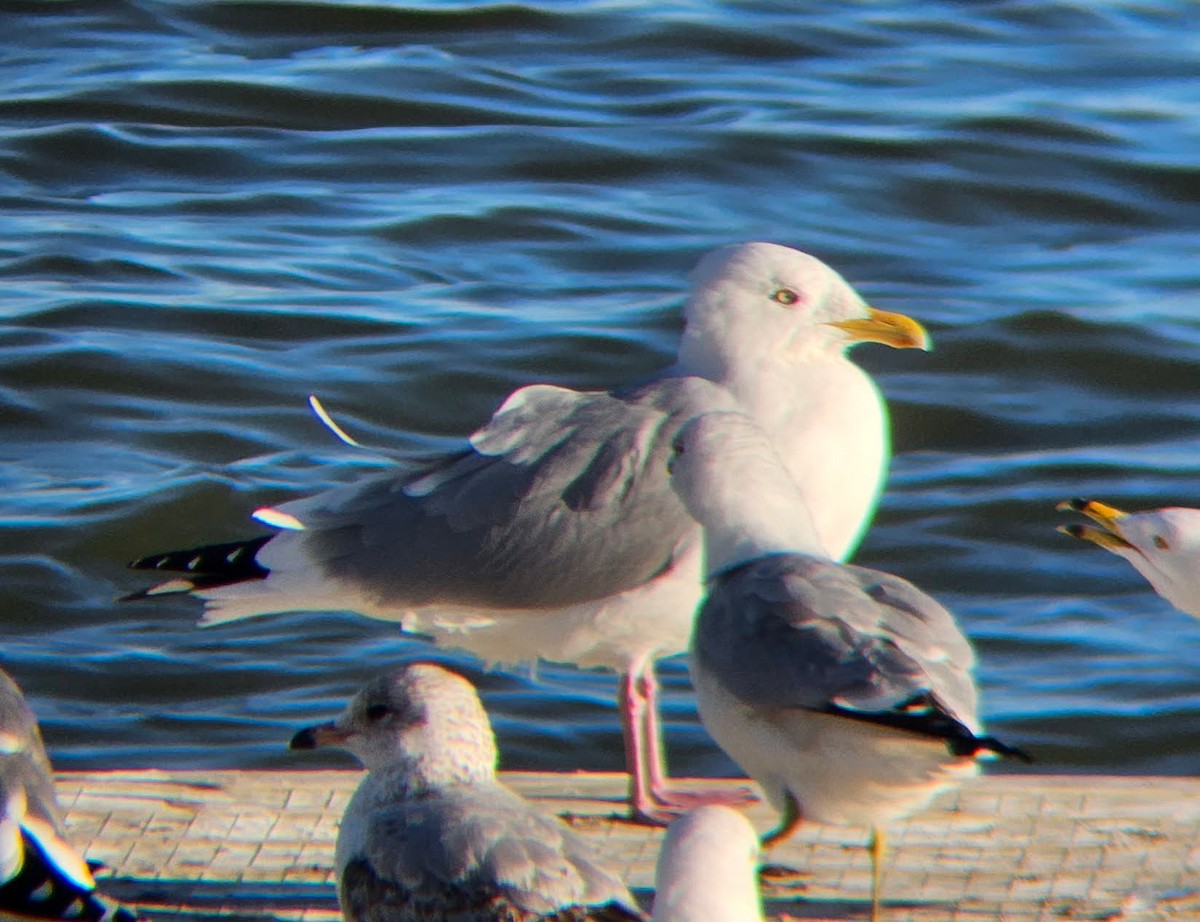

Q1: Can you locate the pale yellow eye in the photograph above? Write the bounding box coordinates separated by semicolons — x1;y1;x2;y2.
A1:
772;288;799;306
1153;535;1169;550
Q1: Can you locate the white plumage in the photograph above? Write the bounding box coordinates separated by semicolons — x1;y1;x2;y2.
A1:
1059;497;1200;619
651;806;763;922
668;410;1029;921
130;241;929;820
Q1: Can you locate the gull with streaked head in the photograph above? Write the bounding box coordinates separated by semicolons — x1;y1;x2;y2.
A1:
289;662;643;922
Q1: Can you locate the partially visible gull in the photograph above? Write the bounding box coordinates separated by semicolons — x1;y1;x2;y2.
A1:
289;662;643;922
0;667;140;922
127;241;930;821
1058;497;1200;618
650;805;763;922
667;411;1030;922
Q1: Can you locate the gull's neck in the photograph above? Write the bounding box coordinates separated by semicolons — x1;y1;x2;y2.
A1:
671;325;885;564
702;500;826;577
367;747;496;797
677;453;829;577
672;327;860;443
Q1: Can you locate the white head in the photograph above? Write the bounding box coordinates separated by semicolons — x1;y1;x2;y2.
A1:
290;662;497;789
676;242;928;385
651;805;764;922
1060;499;1200;618
669;410;828;574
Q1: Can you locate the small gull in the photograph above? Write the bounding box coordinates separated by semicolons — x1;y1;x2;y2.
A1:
126;241;929;821
1058;497;1200;618
289;662;643;922
667;411;1030;922
650;805;764;922
0;667;140;922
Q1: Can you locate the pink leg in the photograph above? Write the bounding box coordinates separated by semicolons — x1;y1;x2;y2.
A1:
618;669;658;821
641;661;669;794
623;660;756;824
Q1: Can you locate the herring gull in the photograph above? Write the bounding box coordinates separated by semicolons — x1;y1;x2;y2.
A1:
289;662;642;922
650;805;763;922
126;241;929;821
667;410;1030;922
1058;497;1200;618
0;667;140;922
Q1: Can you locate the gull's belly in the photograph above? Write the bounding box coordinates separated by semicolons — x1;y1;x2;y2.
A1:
693;667;976;829
401;541;704;672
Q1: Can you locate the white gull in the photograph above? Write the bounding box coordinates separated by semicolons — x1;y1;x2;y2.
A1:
127;241;929;821
1059;497;1200;618
651;805;764;922
667;410;1030;922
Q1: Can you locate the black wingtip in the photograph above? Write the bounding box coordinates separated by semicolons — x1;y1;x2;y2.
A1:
122;536;273;601
126;535;272;575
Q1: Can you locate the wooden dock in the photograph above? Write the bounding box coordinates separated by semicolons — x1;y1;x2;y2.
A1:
58;770;1200;921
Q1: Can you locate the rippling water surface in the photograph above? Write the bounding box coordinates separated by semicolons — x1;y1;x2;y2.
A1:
2;0;1199;777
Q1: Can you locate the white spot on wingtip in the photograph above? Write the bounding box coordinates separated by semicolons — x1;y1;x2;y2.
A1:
146;579;197;596
252;507;307;531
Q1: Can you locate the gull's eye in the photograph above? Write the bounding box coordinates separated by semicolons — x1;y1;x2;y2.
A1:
365;703;391;722
771;287;800;306
667;439;684;474
1153;535;1169;550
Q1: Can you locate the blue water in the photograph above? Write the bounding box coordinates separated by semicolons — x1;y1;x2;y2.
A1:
1;0;1199;778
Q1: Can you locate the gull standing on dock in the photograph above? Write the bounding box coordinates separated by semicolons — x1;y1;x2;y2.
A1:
651;805;764;922
289;662;642;922
667;411;1030;922
0;667;140;922
1058;497;1200;619
126;241;930;821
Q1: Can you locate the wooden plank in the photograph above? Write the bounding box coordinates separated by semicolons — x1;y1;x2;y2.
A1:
55;771;1200;921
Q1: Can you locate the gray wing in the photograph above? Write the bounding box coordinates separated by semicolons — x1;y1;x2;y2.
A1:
0;670;142;922
344;783;640;921
693;555;981;735
295;375;737;610
0;669;65;834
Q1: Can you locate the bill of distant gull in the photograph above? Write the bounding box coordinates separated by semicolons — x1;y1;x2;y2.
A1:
126;241;930;822
651;805;764;922
0;667;140;922
1058;497;1200;618
667;410;1030;922
289;662;643;922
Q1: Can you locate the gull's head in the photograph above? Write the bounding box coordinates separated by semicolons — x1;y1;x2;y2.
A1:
652;805;764;922
669;410;827;570
1058;498;1200;619
668;410;781;518
289;662;497;783
677;242;929;380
